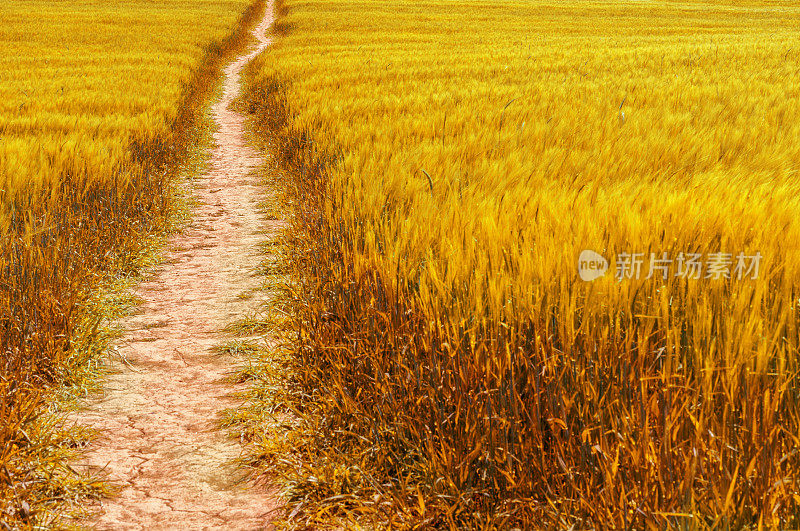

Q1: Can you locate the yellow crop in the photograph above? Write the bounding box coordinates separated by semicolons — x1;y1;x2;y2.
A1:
0;0;257;193
0;0;258;524
244;0;800;527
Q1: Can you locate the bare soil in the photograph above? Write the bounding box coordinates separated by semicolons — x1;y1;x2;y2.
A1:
68;4;279;529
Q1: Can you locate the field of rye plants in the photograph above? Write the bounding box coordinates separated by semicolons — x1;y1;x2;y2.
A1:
0;0;259;524
242;0;800;528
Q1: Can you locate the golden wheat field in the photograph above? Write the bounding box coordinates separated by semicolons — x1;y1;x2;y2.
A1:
0;0;257;524
4;0;800;527
241;0;800;528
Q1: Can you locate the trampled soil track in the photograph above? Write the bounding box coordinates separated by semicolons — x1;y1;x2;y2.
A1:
69;4;278;529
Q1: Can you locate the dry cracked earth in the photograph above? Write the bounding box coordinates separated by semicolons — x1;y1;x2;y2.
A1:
67;4;280;529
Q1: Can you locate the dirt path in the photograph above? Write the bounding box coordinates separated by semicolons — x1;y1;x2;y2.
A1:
69;4;278;529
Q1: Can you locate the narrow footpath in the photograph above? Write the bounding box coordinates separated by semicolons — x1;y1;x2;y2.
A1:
70;3;279;529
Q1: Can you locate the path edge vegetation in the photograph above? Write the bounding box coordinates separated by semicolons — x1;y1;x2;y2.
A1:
0;1;266;527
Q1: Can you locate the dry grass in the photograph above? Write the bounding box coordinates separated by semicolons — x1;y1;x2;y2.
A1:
240;0;800;528
0;0;266;526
